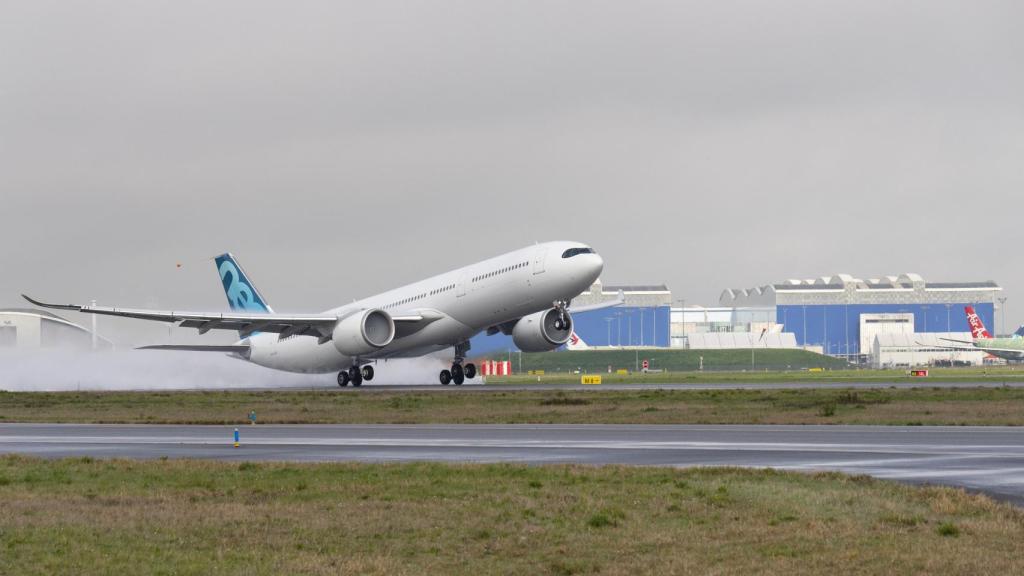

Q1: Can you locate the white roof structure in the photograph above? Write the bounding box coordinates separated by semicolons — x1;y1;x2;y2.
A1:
685;332;797;349
721;274;1001;307
873;332;972;348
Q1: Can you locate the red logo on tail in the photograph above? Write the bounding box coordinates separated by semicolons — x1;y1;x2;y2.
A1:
965;306;992;339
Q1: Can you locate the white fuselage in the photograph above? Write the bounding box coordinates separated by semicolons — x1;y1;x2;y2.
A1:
243;241;603;373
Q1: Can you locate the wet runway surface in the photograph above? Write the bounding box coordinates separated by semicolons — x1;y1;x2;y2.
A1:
2;423;1023;505
348;380;1024;392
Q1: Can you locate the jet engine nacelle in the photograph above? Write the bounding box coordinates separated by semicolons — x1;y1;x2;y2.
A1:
512;309;573;352
332;309;396;357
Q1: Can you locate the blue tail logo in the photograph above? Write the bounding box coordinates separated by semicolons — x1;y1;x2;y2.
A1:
214;253;272;313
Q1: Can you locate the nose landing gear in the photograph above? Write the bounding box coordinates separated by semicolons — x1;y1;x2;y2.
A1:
553;299;571;331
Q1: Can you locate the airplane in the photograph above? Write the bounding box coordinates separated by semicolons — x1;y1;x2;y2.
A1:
933;306;1024;361
24;241;622;386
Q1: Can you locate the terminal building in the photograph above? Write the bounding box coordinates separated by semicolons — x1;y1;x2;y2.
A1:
0;308;113;351
720;274;1001;360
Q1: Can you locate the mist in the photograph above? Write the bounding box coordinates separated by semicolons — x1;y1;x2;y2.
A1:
0;349;468;392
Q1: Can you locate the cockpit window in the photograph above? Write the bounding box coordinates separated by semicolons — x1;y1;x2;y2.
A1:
561;247;595;258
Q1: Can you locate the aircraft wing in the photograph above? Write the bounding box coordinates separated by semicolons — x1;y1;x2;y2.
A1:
922;341;977;352
484;291;627;337
927;339;1024;358
24;294;340;340
957;345;1024;357
569;290;626;314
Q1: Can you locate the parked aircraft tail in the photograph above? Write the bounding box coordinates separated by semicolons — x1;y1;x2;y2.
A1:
965;306;992;339
566;331;590;350
214;253;273;313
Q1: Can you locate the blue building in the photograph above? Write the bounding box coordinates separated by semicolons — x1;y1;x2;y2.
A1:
470;281;672;356
721;274;1002;359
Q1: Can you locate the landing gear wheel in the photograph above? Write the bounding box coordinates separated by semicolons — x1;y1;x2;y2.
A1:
439;369;452;385
337;371;350;387
361;365;374;381
464;363;476;379
451;363;465;386
349;366;363;387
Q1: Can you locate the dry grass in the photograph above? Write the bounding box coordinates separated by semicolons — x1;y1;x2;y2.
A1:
0;456;1021;575
0;387;1022;426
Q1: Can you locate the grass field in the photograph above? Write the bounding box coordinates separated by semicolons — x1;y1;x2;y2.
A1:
1;456;1022;575
2;386;1022;425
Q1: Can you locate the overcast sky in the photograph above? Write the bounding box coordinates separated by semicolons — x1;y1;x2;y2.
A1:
2;1;1022;344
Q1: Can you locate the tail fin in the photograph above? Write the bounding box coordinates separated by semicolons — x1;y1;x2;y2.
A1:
566;331;590;350
965;306;992;339
214;253;273;313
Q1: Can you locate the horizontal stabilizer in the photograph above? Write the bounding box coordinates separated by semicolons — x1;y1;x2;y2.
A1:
136;344;250;357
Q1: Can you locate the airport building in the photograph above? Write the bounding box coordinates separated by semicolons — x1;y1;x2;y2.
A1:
0;308;113;351
670;306;786;348
870;332;986;368
720;274;1001;359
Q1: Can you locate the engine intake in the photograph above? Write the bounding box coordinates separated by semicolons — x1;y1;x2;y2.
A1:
332;309;395;357
512;309;573;352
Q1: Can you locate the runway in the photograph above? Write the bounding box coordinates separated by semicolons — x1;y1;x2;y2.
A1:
2;423;1023;505
345;380;1024;392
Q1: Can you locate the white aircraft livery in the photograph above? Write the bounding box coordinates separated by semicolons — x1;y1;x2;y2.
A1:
25;241;619;386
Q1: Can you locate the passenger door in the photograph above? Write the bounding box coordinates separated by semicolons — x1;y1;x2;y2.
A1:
532;247;547;275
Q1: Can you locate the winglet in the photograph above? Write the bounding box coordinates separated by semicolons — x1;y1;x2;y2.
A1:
22;294;82;311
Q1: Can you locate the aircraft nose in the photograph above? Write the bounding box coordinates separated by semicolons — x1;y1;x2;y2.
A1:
588;253;604;280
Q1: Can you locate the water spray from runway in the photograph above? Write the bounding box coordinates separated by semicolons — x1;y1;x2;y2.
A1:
0;349;460;392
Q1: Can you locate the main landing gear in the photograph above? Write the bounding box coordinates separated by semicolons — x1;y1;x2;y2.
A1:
439;361;476;386
440;341;476;386
337;364;375;387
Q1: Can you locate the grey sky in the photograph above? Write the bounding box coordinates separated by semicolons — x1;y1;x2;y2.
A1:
2;1;1022;344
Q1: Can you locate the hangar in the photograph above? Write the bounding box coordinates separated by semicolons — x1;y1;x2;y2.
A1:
0;308;113;351
721;274;1002;360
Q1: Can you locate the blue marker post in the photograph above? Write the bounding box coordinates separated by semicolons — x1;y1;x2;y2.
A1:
233;427;240;448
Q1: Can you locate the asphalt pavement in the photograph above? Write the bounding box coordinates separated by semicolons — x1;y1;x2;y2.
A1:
342;380;1024;392
2;423;1022;505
